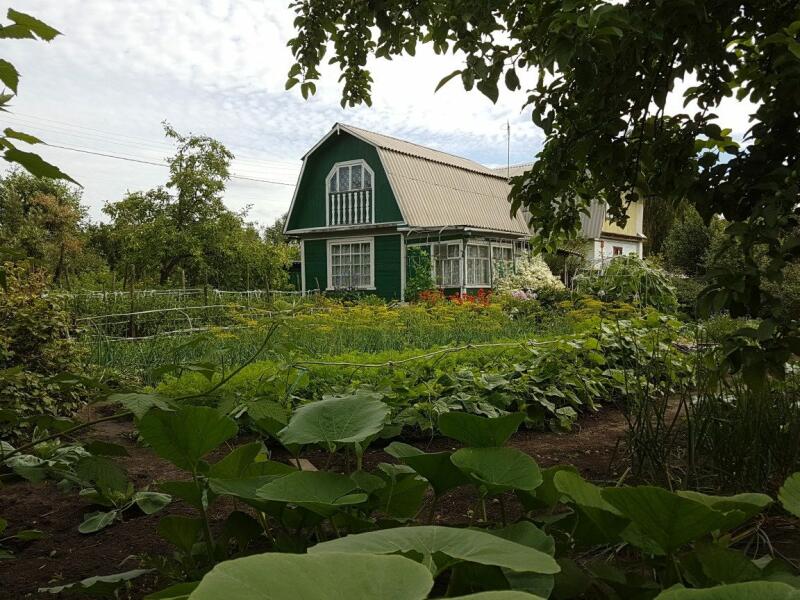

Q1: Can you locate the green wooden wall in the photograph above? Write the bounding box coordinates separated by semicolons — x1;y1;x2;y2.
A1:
303;239;327;292
374;234;401;300
302;234;402;300
288;131;403;231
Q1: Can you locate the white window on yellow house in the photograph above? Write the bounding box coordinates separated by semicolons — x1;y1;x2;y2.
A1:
434;243;461;288
466;244;491;287
328;239;373;290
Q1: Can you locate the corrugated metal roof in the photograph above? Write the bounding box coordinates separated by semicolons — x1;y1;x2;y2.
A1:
378;149;530;235
339;123;504;178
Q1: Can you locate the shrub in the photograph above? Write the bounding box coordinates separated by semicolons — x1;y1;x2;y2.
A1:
575;255;678;313
661;206;711;277
405;246;434;301
493;253;565;295
0;263;86;440
669;274;704;318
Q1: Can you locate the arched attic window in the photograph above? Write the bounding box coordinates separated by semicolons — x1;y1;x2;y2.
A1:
326;160;374;226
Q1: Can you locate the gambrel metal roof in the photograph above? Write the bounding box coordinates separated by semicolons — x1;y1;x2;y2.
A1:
334;123;531;236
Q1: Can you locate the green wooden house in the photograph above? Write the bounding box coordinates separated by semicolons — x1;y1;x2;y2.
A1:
284;123;645;300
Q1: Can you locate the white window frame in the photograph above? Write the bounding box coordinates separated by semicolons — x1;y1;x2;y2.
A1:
432;241;462;288
326;160;375;227
326;237;375;291
465;241;492;287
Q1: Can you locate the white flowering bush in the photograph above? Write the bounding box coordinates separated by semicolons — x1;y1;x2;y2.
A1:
494;253;565;295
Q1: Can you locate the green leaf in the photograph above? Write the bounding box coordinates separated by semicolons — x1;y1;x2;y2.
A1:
310;526;560;576
435;69;462;92
75;456;130;497
190;552;434;600
3;127;41;144
552;471;628;545
137;406;237;472
133;491;172;515
7;10;61;41
208;442;264;479
157;515;202;553
144;582;199;600
654;581;800;599
79;510;119;534
450;594;545;599
451;447;542;494
385;442;469;496
373;471;428;519
110;392;174;419
39;569;152;596
602;486;728;555
0;59;19;93
160;480;204;509
83;440;130;457
694;543;762;584
677;490;772;530
12;529;45;541
256;471;367;515
491;522;555;597
779;472;800;518
3;148;78;184
504;68;521;91
278;394;389;448
438;412;524;447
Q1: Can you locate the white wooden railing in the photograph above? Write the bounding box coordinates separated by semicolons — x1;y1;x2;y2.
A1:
328;190;373;226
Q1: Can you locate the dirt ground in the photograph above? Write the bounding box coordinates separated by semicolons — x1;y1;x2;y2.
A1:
0;407;794;599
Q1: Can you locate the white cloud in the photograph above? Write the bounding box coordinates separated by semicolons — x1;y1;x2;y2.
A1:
3;1;757;225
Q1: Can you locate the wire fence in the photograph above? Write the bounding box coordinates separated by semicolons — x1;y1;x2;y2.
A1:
61;287;319;340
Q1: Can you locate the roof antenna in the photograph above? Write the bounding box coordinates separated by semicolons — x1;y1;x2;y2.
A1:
506;120;511;178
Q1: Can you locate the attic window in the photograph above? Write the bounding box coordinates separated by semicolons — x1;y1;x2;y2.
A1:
328;161;372;194
327;161;374;226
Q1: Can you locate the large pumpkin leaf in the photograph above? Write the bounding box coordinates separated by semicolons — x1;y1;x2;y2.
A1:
553;471;628;544
386;442;469;495
256;471;367;515
602;486;728;555
677;490;772;530
451;447;542;494
439;412;524;447
778;472;800;518
654;581;800;599
310;525;560;576
278;395;389;448
492;522;556;598
188;552;433;600
693;543;762;584
137;407;237;472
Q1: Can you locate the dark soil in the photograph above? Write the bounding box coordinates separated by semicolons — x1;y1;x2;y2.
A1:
1;406;795;599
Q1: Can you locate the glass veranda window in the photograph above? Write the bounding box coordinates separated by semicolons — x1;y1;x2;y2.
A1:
492;245;514;279
434;243;461;288
330;241;372;289
466;244;491;286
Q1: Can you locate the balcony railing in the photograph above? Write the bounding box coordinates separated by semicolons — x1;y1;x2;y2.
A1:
328;190;373;226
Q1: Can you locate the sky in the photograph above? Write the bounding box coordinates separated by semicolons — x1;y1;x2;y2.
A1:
5;1;756;228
